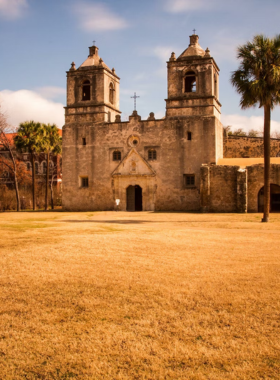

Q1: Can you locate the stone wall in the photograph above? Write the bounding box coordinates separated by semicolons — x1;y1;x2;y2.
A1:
200;165;247;212
62;111;222;211
207;165;239;212
247;164;280;212
200;163;280;213
224;135;280;158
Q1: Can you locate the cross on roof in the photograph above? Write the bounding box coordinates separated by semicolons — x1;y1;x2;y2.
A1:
131;92;140;111
93;40;96;46
193;29;196;35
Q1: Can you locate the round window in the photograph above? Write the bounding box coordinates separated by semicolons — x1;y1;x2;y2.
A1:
127;135;140;147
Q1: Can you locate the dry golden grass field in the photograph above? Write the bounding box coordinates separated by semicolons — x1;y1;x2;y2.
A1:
0;211;280;380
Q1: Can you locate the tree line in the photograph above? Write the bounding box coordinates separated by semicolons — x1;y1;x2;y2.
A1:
0;110;62;212
224;126;280;138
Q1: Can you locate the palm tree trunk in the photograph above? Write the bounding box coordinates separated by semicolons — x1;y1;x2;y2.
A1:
45;152;49;211
262;104;271;222
31;153;36;211
8;147;20;212
50;175;54;210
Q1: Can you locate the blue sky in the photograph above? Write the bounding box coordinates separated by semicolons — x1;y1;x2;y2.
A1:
1;0;280;133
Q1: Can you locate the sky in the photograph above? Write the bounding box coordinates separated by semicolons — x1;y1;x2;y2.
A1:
0;0;280;133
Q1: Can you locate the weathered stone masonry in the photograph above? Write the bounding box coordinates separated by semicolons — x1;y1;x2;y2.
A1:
200;164;280;213
63;34;223;212
224;135;280;158
62;34;280;213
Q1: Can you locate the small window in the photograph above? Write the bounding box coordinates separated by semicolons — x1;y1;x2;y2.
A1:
214;73;218;97
3;170;9;178
26;162;31;171
80;177;89;188
108;112;111;122
187;132;192;141
82;80;91;101
113;150;121;161
42;162;47;174
82;137;86;146
35;162;39;174
184;71;196;93
109;83;114;104
148;149;157;160
184;174;195;187
276;151;280;157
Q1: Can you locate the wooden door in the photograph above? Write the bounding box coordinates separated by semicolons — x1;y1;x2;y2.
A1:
126;186;135;211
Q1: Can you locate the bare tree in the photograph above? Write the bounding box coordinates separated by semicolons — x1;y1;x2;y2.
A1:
247;129;261;137
223;125;233;136
271;130;280;139
232;128;247;137
49;157;62;210
0;109;21;211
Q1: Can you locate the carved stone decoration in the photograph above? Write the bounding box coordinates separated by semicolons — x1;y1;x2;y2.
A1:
169;52;176;62
147;112;155;121
130;161;137;174
205;47;210;57
127;135;140;148
70;62;76;71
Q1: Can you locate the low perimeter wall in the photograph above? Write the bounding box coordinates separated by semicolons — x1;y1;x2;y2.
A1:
224;135;280;158
200;164;280;213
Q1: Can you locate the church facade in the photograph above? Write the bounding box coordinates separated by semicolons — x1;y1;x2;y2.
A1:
62;34;280;212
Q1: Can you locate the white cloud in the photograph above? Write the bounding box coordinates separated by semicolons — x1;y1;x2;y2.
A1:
0;90;64;128
0;0;28;19
138;46;173;77
155;111;165;119
153;46;173;61
208;33;242;63
164;0;216;12
73;2;129;32
139;45;174;62
221;114;280;135
35;86;66;101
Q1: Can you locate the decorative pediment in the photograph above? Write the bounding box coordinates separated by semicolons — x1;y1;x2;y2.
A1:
112;148;156;177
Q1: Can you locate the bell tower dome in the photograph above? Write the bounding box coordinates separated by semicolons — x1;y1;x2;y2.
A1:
166;34;221;119
65;43;121;124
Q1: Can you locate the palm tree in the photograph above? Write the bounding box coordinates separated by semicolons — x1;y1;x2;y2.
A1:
231;35;280;222
14;121;43;210
41;124;62;211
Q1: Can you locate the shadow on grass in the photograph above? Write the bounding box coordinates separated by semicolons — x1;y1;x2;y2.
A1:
2;209;63;213
60;220;148;224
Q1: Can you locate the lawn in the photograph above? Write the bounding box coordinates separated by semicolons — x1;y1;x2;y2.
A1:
0;211;279;379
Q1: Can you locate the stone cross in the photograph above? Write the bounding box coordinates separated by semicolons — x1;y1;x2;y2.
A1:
131;92;140;111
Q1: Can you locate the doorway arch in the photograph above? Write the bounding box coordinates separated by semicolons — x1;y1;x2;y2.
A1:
258;184;280;212
126;185;143;211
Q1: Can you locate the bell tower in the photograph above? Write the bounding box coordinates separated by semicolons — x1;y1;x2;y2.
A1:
166;34;221;119
65;43;121;124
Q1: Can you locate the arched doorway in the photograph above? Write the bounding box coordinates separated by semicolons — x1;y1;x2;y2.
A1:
126;185;143;211
258;184;280;212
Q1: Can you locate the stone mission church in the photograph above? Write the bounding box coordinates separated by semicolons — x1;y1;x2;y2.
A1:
62;34;280;213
